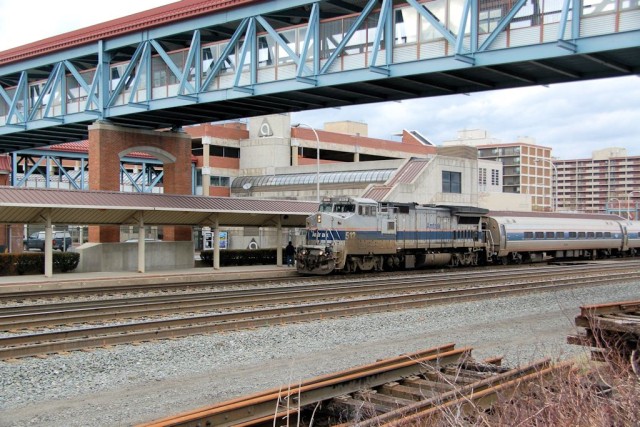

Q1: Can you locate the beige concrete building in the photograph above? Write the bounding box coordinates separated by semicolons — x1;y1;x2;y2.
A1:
555;147;640;219
445;129;552;211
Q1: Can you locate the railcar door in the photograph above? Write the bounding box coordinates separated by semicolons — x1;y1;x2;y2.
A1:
500;224;507;251
436;214;450;248
378;206;397;253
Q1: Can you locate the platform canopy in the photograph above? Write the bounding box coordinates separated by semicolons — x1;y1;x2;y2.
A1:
0;187;317;227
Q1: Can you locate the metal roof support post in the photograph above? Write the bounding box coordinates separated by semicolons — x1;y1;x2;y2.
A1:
137;213;146;273
276;216;283;267
44;210;53;278
213;215;220;270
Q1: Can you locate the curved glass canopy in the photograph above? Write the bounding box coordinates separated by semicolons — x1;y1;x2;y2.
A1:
231;169;395;189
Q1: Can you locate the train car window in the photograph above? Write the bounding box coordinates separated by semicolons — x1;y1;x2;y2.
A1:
387;221;395;231
578;232;586;238
587;232;594;238
524;232;534;239
546;232;554;239
596;232;603;238
535;232;544;239
334;204;355;213
569;232;577;239
604;232;612;238
556;232;565;238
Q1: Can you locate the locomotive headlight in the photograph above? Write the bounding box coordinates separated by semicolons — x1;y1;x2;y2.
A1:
300;249;307;255
316;214;322;224
318;250;324;256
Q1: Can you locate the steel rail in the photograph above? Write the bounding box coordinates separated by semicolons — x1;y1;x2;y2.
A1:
0;274;319;301
2;259;639;302
0;271;636;360
138;347;471;427
141;352;571;427
2;263;638;331
376;361;576;427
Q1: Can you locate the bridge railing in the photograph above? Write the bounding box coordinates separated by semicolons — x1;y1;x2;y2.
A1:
0;0;638;128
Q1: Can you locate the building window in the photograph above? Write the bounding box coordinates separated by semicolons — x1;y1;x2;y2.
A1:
479;168;487;186
442;171;462;193
211;146;240;158
491;169;500;186
196;171;230;187
210;176;230;187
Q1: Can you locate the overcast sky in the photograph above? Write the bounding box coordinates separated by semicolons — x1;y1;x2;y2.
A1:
1;0;638;160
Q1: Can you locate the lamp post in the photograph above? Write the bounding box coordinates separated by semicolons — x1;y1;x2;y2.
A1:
535;158;557;212
608;198;621;217
627;190;640;220
292;122;320;203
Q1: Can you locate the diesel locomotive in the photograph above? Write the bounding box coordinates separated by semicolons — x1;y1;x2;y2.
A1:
295;196;640;275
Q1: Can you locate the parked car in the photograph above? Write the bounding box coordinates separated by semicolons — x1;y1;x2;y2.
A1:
23;231;72;251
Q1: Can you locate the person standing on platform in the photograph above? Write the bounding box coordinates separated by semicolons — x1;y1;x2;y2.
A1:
285;241;295;267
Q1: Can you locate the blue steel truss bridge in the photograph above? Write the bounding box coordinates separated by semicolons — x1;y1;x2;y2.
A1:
0;0;638;152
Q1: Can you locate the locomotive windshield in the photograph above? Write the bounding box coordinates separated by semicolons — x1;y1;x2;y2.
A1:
319;202;355;213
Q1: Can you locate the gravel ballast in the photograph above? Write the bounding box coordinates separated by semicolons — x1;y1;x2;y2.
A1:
0;280;638;427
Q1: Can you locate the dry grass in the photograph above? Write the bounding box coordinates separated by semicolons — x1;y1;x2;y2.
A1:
396;355;640;427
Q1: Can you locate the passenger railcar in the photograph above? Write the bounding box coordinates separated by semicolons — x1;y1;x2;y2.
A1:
625;220;640;255
483;212;629;264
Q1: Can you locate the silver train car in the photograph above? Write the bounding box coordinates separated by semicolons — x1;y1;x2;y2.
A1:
484;211;640;264
296;197;640;275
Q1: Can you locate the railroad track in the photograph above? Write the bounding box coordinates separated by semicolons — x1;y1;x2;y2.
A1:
0;275;316;302
137;343;573;427
1;262;639;360
2;262;638;331
2;259;636;302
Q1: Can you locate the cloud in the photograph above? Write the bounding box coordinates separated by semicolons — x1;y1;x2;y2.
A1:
293;75;640;160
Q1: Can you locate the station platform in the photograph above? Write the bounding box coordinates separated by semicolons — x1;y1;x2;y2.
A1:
0;265;300;294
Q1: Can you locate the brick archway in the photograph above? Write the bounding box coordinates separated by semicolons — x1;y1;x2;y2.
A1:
88;121;192;243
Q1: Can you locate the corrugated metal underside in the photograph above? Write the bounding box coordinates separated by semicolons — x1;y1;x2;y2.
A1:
0;187;317;226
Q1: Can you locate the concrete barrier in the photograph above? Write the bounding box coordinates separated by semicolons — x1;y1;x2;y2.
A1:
74;241;195;272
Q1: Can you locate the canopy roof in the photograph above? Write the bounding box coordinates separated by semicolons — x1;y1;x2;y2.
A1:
0;187;317;227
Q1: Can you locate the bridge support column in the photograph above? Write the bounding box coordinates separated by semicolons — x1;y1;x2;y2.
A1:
87;121;193;243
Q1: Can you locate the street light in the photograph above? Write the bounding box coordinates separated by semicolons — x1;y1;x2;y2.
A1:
291;122;320;203
607;198;621;217
627;190;640;220
535;158;558;212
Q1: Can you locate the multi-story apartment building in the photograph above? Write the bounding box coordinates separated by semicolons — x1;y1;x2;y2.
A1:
444;130;553;211
555;147;640;219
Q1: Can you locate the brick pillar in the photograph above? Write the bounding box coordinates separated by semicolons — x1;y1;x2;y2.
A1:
88;122;193;242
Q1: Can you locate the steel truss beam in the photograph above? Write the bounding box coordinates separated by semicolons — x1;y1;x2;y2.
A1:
0;0;638;145
12;149;163;192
